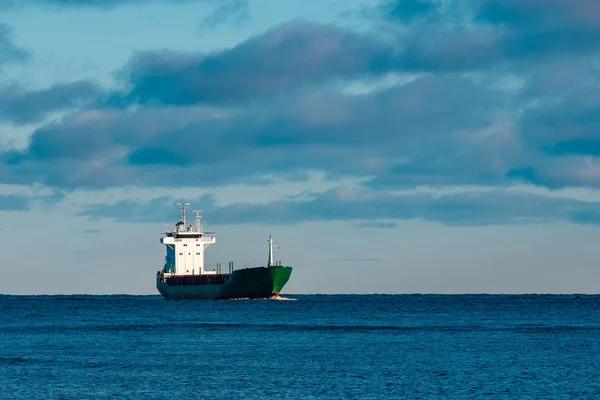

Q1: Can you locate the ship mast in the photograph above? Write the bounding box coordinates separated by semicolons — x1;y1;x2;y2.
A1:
193;210;202;232
267;235;279;267
178;202;189;232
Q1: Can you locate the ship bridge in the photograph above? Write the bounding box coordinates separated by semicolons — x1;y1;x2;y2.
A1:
160;203;216;276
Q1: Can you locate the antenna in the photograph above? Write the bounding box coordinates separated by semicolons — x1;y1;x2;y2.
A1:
193;210;202;232
177;202;190;227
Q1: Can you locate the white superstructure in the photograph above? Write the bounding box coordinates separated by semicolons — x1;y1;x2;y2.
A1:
160;203;217;276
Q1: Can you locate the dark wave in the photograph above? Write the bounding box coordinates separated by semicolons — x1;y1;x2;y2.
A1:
2;322;600;334
0;356;53;366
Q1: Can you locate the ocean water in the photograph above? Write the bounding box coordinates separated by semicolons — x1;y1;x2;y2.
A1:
1;295;599;399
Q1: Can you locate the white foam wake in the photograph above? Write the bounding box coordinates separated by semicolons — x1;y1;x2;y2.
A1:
269;295;296;301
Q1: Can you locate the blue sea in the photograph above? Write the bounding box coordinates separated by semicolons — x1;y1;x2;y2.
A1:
1;294;599;399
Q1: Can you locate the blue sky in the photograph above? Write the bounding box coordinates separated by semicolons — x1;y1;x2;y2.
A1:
2;0;600;294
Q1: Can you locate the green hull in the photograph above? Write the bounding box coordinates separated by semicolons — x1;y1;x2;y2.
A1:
156;265;292;300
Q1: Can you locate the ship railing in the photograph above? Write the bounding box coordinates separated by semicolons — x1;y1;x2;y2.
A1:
163;273;231;286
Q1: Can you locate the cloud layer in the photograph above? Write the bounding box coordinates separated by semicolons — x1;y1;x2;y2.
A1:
117;21;387;106
0;80;101;124
78;187;600;227
4;0;600;226
4;69;501;189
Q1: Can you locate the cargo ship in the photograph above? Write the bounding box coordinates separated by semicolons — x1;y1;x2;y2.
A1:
156;203;292;300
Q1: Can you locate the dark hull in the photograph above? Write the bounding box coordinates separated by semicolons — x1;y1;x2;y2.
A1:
156;265;292;300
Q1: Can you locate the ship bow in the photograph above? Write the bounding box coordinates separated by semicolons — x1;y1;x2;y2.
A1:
221;265;292;299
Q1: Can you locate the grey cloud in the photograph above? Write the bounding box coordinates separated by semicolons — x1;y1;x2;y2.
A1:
77;187;600;228
4;2;600;193
0;80;102;125
199;0;248;29
506;158;600;190
113;18;508;108
118;20;386;106
519;60;600;153
2;74;500;189
473;0;600;62
383;0;439;23
109;1;600;113
80;194;217;223
494;60;600;189
475;0;600;29
377;0;600;73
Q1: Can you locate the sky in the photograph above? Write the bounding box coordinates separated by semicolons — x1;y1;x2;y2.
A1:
1;0;600;295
